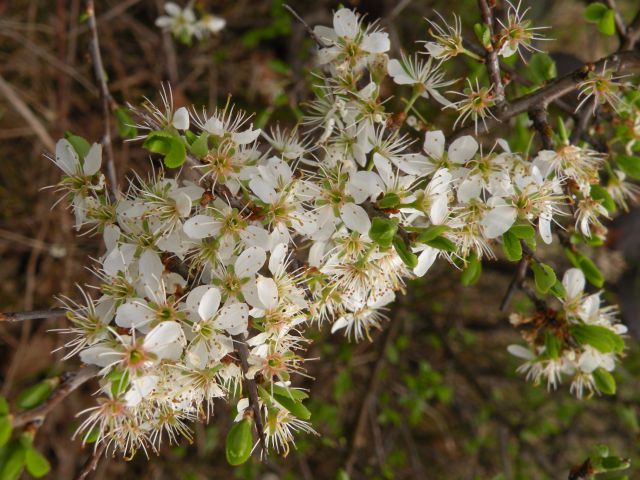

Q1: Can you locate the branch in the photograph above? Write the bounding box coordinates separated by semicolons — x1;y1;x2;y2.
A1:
605;0;627;45
232;335;267;458
477;0;506;105
12;366;100;428
451;50;640;138
86;0;118;200
75;442;108;480
0;308;66;323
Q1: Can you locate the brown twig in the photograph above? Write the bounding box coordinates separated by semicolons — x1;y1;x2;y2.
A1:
86;0;118;200
75;442;108;480
12;365;100;428
605;0;628;46
477;0;506;106
451;50;640;138
282;4;322;45
233;335;267;457
0;308;66;323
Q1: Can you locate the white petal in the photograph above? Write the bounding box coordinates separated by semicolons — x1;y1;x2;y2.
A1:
143;321;184;360
256;275;278;309
79;345;115;367
348;170;383;203
215;302;248;336
362;32;389;53
203;116;224;135
507;344;535;360
269;243;288;275
423;131;445;159
313;25;338;45
414;247;439;277
331;316;349;334
333;8;358;38
172;107;189;130
83;143;102;175
578;349;599;373
539;211;552;244
115;301;153;329
235;246;266;278
139;250;164;296
339;203;371;235
55;139;78;175
233;127;261;145
186;285;213;314
387;59;414;84
563;268;585;301
198;287;221;320
448;136;478;164
240;225;271;249
457;176;483;203
183;215;221;239
125;376;158;407
481;204;517;239
249;177;277;203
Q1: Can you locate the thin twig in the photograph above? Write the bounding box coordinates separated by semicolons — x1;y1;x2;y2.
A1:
451;50;640;138
605;0;628;46
499;254;530;312
233;335;267;457
0;74;56;151
0;308;66;323
86;0;118;200
477;0;506;106
282;4;322;45
75;442;108;480
12;366;100;428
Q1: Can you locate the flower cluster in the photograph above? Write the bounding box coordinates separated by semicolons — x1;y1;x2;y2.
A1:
156;2;225;44
50;6;633;461
509;268;627;398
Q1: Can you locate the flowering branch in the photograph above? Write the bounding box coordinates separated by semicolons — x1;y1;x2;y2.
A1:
452;49;640;138
86;0;118;200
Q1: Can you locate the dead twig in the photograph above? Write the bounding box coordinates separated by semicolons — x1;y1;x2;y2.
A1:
0;308;66;323
75;442;108;480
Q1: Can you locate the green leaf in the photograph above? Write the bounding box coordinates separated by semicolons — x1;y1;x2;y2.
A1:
114;107;138;139
0;442;26;480
63;132;91;158
25;448;50;478
549;279;566;299
142;131;174;156
544;331;562;359
274;393;311;420
0;397;8;416
557;116;569;144
590;185;616;213
392;235;418;269
509;224;535;239
473;23;491;48
531;262;556;294
416;225;449;244
461;254;482;286
376;193;401;209
271;385;308;401
0;416;12;447
106;369;130;398
593;368;616;395
616;155;640;179
502;231;522;261
425;235;456;252
225;418;253;466
16;382;53;410
584;2;608;22
369;218;398;249
571;324;625;354
598;9;616;36
82;425;100;444
189;132;210;158
578;255;605;288
527;53;557;84
163;137;187;168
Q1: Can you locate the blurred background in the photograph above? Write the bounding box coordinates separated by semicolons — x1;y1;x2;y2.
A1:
0;0;639;478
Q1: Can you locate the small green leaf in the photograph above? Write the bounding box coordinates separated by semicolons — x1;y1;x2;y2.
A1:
0;397;8;416
376;192;401;209
16;381;54;410
142;131;174;156
271;385;308;401
531;262;556;294
0;442;26;480
527;53;557;84
274;394;311;420
106;369;130;398
164;137;187;168
392;235;418;269
509;224;535;239
461;254;481;287
502;231;522;261
189;132;210;158
416;225;449;244
64;132;91;158
584;2;608;22
578;255;605;288
571;324;625;354
616;155;640;179
598;9;616;36
590;185;616;213
549;279;566;299
593;368;616;395
557;116;569;144
225;418;253;466
82;425;100;444
369;218;398;249
0;416;12;447
425;235;456;252
25;448;50;478
544;332;562;359
114;107;138;139
473;23;491;48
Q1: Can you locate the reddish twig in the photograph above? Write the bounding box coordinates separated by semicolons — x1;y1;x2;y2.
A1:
477;0;506;106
